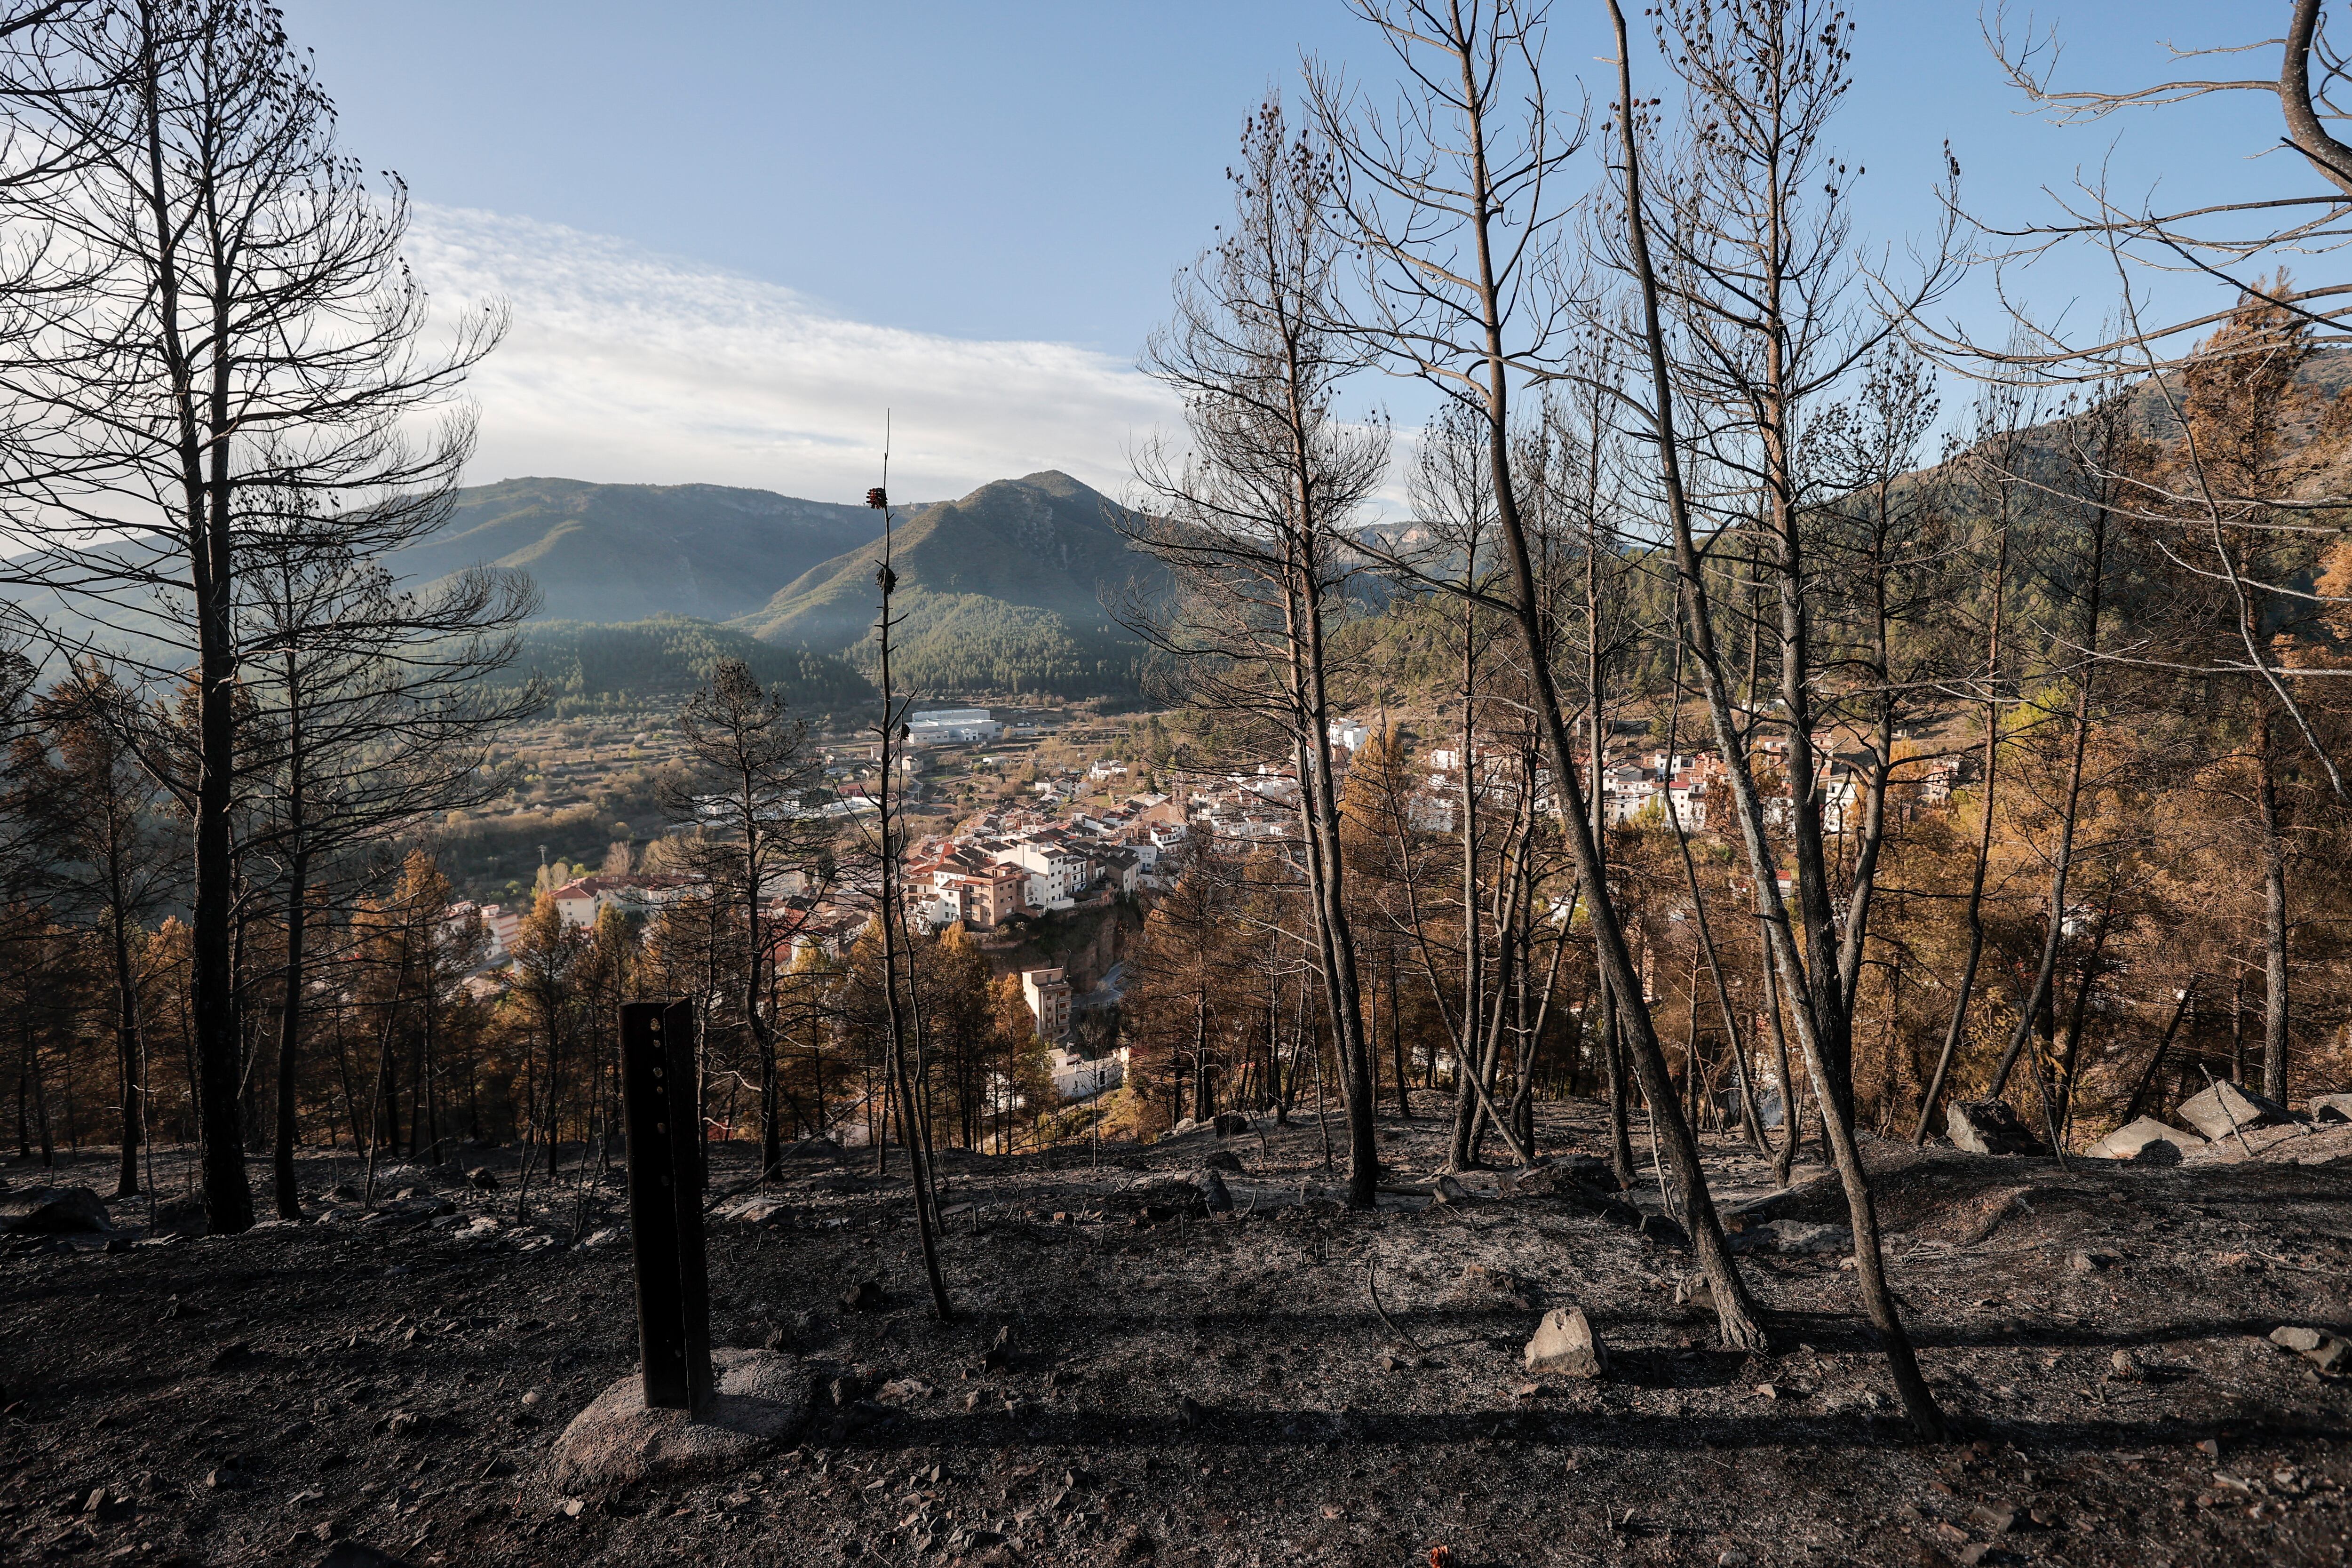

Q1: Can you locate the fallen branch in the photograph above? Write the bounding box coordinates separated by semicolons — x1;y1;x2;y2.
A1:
1365;1258;1422;1351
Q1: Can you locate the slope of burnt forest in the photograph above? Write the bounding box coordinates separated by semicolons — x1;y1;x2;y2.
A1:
5;1104;2351;1568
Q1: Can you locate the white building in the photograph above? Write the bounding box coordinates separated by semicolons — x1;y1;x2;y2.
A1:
1048;1044;1127;1102
547;874;704;930
1329;717;1371;752
1022;967;1074;1039
906;708;1001;744
1002;837;1094;910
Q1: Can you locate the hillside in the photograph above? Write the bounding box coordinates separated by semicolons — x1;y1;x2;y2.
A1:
384;477;894;625
729;472;1160;692
15;1106;2352;1567
489;616;875;719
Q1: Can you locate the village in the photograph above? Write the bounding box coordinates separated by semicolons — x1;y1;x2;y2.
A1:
417;702;1979;1149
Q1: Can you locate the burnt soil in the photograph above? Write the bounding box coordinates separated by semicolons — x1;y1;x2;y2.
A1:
6;1103;2352;1568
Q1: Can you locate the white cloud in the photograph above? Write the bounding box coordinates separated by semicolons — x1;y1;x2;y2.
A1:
402;205;1175;504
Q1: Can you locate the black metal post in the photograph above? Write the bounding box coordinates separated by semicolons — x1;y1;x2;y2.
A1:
620;999;714;1411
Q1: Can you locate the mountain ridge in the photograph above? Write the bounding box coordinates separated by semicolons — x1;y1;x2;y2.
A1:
383;476;899;625
728;470;1156;651
384;470;1160;698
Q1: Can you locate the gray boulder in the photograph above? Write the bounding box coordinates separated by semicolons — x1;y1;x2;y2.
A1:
0;1186;112;1235
548;1347;807;1490
1946;1099;2048;1156
2177;1081;2290;1142
2309;1093;2352;1123
2271;1325;2352;1374
1212;1113;1252;1138
2095;1116;2206;1163
1523;1306;1605;1378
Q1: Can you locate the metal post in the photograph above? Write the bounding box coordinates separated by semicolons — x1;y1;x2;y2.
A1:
620;999;713;1412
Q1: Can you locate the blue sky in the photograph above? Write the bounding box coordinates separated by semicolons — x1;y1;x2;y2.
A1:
276;1;2305;504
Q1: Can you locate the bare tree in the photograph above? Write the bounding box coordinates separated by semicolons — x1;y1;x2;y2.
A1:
1915;374;2036;1141
1982;394;2129;1121
1311;0;1767;1352
8;662;173;1196
1915;3;2352;816
1591;0;1955;1434
0;0;503;1232
659;656;832;1179
1958;0;2352;376
1127;96;1390;1205
239;529;536;1218
859;470;952;1320
1383;405;1541;1173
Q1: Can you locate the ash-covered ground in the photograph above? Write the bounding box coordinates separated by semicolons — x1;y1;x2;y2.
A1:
6;1103;2352;1567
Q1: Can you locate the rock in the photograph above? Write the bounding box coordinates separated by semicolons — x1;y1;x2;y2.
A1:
1174;1394;1207;1430
1432;1175;1471;1204
316;1545;412;1568
876;1378;936;1403
1168;1118;1197;1137
839;1278;885;1313
736;1201;791;1227
1674;1277;1717;1313
2177;1081;2291;1142
0;1186;112;1235
2274;1325;2352;1371
204;1467;247;1490
2095;1117;2207;1162
2310;1093;2352;1123
1523;1306;1606;1379
1946;1099;2048;1156
1200;1170;1233;1214
982;1325;1014;1369
1116;1177;1209;1220
1212;1113;1251;1138
2108;1350;2143;1382
1201;1149;1244;1174
465;1167;498;1190
548;1347;808;1490
1969;1504;2018;1535
2069;1250;2116;1273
